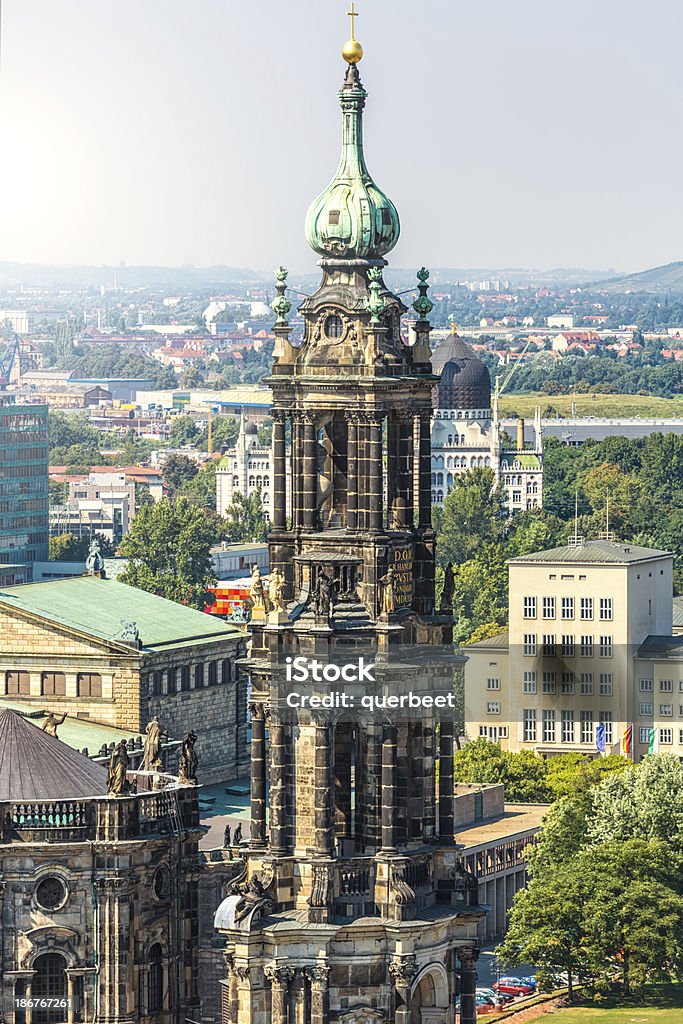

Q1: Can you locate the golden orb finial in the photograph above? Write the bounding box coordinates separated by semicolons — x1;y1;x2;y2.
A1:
343;2;363;64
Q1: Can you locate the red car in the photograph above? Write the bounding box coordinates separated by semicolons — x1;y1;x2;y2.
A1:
493;977;536;996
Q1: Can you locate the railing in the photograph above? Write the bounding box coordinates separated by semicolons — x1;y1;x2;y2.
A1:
338;860;372;897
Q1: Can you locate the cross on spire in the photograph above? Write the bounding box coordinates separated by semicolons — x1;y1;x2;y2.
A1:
347;2;359;40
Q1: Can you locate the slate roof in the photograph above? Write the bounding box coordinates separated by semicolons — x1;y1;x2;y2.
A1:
0;576;243;651
636;636;683;660
0;708;108;801
509;540;671;565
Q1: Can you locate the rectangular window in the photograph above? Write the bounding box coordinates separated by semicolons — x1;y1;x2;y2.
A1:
542;596;556;619
580;597;593;620
194;664;204;688
77;672;102;698
599;636;613;657
580;710;594;744
580;672;593;695
487;701;501;715
542;671;556;694
41;672;66;696
523;709;537;742
498;726;509;738
152;671;163;695
639;727;650;745
599;597;613;621
660;679;674;693
167;667;177;693
561;596;575;620
523;596;537;619
561;635;575;658
599;673;613;696
639;678;653;692
208;661;217;686
523;671;537;694
659;704;673;717
542;634;556;657
600;711;613;744
486;677;501;691
479;726;489;738
561;709;575;743
639;702;653;716
523;634;537;656
542;709;556;743
6;671;30;695
561;671;575;694
660;727;673;745
221;659;232;684
579;635;593;657
181;666;190;691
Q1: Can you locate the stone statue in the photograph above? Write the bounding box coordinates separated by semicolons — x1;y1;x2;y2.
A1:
267;567;286;614
440;562;455;613
41;711;67;738
233;877;272;924
142;716;166;771
116;620;140;644
85;538;105;575
107;740;130;796
233;822;243;846
178;730;198;785
379;567;397;616
223;823;231;848
313;569;334;621
249;564;266;616
454;860;480;907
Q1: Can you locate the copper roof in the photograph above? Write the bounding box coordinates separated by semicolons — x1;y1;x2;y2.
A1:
0;708;108;801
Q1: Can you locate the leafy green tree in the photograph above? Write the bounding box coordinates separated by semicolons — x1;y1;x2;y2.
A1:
162;453;198;495
48;411;101;463
49;532;114;561
586;753;683;851
178;366;205;388
437;468;507;565
169;415;199;447
118;497;219;609
197;414;239;452
223;490;270;543
177;461;217;510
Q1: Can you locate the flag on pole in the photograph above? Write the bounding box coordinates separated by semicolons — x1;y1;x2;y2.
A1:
622;725;633;755
596;724;606;755
648;728;658;755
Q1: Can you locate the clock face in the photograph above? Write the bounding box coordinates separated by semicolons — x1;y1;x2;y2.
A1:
36;876;67;911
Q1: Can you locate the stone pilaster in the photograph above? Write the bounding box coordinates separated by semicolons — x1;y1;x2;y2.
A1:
269;716;288;855
264;964;294;1024
389;955;418;1024
249;702;267;847
346;413;358;530
397;410;414;529
460;948;479;1024
302;413;318;529
333;721;353;847
305;965;330;1024
272;411;287;530
380;724;398;853
313;718;334;855
439;720;455;841
368;413;383;532
418;410;432;528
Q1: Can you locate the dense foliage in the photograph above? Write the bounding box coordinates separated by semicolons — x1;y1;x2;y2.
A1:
64;343;177;389
498;757;683;999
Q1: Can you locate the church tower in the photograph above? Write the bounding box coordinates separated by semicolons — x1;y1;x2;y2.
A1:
215;12;486;1024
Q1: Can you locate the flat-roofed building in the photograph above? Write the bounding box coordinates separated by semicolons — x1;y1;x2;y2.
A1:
0;396;49;583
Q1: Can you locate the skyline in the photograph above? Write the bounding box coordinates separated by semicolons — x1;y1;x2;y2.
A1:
0;0;681;273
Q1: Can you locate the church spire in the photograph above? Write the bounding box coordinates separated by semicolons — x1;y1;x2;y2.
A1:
304;10;400;261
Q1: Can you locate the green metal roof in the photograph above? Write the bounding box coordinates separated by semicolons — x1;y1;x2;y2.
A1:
510;540;671;565
0;576;243;652
461;631;509;650
1;699;141;754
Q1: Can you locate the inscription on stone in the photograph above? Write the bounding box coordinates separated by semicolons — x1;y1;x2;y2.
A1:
390;548;413;608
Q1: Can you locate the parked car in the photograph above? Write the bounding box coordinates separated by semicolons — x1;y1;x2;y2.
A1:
477;986;512;1004
494;977;536;996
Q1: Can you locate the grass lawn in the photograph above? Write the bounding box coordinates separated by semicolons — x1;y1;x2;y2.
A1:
498;393;683;419
546;986;683;1023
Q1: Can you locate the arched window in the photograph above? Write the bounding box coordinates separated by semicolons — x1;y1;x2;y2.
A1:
460;434;466;444
32;953;67;1024
248;476;255;487
149;944;164;1013
436;473;444;485
447;435;453;445
477;456;483;467
437;490;444;502
470;457;476;467
232;476;239;488
431;473;436;485
485;456;491;466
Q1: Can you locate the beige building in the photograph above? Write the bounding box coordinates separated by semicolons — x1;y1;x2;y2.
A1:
464;540;681;762
0;575;248;783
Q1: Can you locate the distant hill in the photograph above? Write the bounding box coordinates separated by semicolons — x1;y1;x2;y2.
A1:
0;262;271;290
593;261;683;294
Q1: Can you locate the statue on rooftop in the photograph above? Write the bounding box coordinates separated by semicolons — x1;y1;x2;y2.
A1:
41;710;67;738
267;566;286;614
249;564;267;617
379;566;397;616
142;716;166;771
107;740;130;796
313;569;334;622
233;876;272;924
115;620;140;645
178;729;198;785
440;562;455;614
85;537;105;576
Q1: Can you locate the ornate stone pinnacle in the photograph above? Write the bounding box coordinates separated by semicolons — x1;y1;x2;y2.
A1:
412;266;434;325
366;266;385;326
271;266;292;327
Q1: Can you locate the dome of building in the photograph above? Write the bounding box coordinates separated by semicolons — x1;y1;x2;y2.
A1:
245;421;258;436
305;63;399;261
433;330;491;410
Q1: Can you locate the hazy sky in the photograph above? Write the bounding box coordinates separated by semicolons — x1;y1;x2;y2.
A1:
0;0;681;274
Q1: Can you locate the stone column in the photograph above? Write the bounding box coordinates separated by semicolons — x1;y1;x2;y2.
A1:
439;720;455;841
313;718;334;855
306;965;330;1024
269;717;288;855
380;724;398;853
249;702;267;847
24;976;34;1024
356;415;368;531
389;956;418;1024
418;411;432;528
66;973;75;1024
272;411;287;529
346;414;358;530
333;721;353;848
387;412;400;528
289;969;306;1024
368;414;383;532
397;411;413;529
291;412;303;528
459;949;479;1024
264;964;293;1024
302;413;317;530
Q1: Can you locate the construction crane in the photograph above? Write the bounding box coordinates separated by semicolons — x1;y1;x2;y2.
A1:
492;334;534;414
0;335;21;390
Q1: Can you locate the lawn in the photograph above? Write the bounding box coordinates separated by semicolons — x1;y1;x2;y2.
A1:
544;986;683;1024
498;393;683;419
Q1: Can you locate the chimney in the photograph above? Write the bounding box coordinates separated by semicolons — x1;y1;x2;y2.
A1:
517;417;525;451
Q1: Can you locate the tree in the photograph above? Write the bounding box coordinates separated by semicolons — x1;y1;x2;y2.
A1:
197;414;239;452
169;415;199;447
178;366;205;388
118;497;220;608
49;532;114;561
162;453;198;495
223;490;270;543
177;461;217;510
437;467;507;566
586;753;683;851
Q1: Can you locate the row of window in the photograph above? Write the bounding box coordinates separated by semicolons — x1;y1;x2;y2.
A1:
647;728;681;745
522;634;612;657
639;679;680;692
148;659;233;695
638;703;683;717
5;671;102;697
523;708;613;744
519;670;613;695
523;596;612;621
